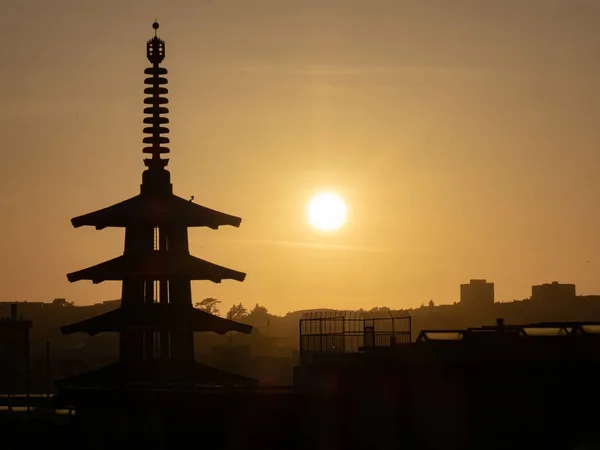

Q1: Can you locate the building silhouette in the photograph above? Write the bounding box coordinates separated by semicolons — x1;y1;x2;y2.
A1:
295;315;600;450
531;281;576;303
460;279;494;306
57;22;255;390
0;304;31;396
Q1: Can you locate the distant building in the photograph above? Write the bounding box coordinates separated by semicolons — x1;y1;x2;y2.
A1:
531;281;576;303
578;295;600;302
0;302;44;320
101;299;121;306
460;279;494;306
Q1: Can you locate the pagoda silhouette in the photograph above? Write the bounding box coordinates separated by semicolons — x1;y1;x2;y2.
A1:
58;22;256;389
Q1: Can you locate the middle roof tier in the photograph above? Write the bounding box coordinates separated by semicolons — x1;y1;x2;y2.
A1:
67;252;246;284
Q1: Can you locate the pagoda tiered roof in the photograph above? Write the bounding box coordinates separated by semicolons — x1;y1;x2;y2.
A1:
58;22;253;392
71;193;242;230
67;252;246;284
61;304;252;336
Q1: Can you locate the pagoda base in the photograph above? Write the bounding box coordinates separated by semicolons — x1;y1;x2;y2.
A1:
55;359;258;390
54;386;301;450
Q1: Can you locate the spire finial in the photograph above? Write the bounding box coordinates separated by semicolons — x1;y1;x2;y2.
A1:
147;22;165;65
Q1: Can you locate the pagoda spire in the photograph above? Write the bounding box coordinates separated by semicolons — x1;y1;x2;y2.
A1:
143;21;170;171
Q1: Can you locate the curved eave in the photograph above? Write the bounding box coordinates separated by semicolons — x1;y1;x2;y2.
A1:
67;252;246;284
55;361;258;389
61;305;252;336
71;194;242;230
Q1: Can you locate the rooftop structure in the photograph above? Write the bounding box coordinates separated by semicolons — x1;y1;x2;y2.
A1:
417;317;600;337
298;310;412;361
58;23;255;389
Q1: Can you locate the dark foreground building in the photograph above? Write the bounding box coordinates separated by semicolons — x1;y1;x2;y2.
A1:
53;309;600;450
295;316;600;450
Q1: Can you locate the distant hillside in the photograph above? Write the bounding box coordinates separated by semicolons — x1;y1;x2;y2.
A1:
5;295;600;356
4;296;600;389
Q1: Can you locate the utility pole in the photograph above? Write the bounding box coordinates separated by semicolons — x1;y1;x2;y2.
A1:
46;341;51;403
227;311;233;347
26;353;31;414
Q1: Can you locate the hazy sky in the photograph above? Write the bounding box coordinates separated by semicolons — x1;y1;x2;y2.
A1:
1;0;600;315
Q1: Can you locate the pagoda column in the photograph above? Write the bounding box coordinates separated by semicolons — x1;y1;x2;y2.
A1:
159;228;170;359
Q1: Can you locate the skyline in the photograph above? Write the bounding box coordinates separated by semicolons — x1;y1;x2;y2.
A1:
3;277;592;311
2;0;600;315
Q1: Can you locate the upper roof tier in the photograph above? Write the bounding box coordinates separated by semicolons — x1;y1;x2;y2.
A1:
67;252;246;284
71;193;241;230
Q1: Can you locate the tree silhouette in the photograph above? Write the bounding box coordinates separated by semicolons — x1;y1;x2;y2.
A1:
429;299;435;308
52;298;74;307
194;298;221;316
247;304;271;332
227;303;248;321
249;303;268;317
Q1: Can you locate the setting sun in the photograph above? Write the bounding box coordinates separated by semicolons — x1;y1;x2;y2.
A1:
307;192;348;232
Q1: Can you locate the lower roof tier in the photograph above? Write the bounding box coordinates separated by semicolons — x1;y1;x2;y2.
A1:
71;193;242;230
55;360;258;390
61;304;252;336
67;251;246;284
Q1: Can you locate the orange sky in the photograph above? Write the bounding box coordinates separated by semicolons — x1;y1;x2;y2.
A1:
2;0;600;315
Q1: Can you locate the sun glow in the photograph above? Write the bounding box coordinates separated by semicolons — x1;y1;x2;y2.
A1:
307;192;347;232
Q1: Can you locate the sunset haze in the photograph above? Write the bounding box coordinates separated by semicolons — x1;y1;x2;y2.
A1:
2;0;600;315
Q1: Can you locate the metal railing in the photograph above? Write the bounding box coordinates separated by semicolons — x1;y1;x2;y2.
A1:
299;310;411;356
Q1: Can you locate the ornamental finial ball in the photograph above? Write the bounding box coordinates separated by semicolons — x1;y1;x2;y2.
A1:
152;22;159;30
